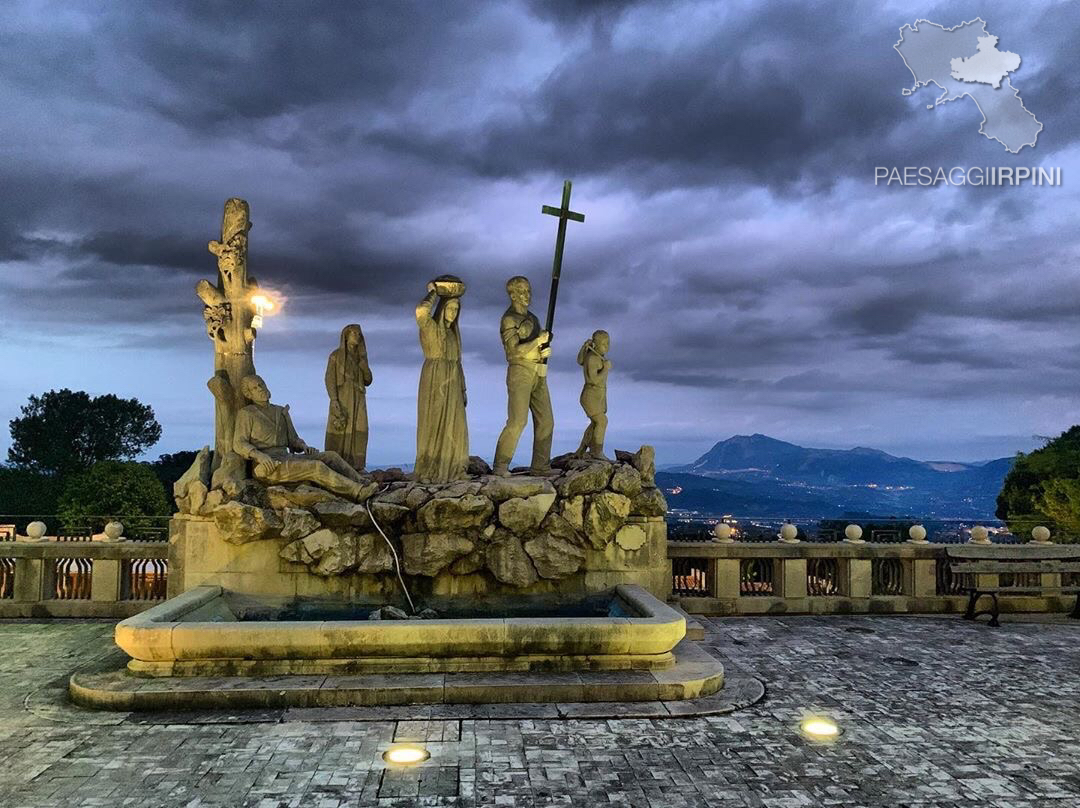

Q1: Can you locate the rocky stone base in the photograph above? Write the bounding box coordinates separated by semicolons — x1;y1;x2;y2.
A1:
172;446;667;594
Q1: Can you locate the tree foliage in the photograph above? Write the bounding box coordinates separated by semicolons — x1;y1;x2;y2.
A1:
0;467;65;533
996;426;1080;542
7;389;162;476
56;461;169;533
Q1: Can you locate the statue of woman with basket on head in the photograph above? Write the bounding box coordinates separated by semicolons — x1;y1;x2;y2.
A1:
414;276;468;483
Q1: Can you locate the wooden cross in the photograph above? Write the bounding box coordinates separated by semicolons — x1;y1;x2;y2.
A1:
541;180;585;338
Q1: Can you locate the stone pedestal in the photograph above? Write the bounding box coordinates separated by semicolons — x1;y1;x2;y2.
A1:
169;460;670;605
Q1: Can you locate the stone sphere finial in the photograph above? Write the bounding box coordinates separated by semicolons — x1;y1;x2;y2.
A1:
103;521;125;541
713;523;734;543
1031;525;1052;544
968;525;991;544
779;523;799;543
26;521;47;541
907;524;928;544
843;524;865;543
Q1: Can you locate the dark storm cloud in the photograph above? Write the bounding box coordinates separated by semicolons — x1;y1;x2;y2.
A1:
1;0;1079;464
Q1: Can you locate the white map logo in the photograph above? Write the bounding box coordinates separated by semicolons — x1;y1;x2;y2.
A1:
895;18;1042;153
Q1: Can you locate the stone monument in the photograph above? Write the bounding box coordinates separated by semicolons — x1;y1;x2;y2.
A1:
195;198;260;489
415;276;469;483
492;275;554;476
324;324;372;470
574;329;611;460
234;375;375;501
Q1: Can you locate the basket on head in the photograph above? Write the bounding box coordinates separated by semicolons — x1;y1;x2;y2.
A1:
432;275;466;298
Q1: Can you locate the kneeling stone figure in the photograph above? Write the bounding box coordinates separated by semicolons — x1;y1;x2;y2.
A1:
233;375;372;501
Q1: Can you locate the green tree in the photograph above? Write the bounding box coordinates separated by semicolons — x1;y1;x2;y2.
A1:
0;467;65;533
8;389;162;476
148;451;199;513
996;426;1080;542
57;461;169;534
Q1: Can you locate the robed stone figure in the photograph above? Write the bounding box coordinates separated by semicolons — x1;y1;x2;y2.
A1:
493;276;553;476
324;324;372;470
414;277;468;483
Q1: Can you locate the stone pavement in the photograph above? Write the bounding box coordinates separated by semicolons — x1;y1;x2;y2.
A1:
1;614;1078;807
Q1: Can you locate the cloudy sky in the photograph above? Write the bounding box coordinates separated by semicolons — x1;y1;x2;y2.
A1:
1;0;1079;467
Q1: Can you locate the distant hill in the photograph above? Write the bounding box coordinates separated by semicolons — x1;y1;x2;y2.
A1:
661;434;1013;519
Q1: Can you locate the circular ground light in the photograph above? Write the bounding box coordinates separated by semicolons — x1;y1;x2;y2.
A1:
799;717;841;741
382;744;430;766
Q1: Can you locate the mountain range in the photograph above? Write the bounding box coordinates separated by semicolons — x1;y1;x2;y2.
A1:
659;434;1013;519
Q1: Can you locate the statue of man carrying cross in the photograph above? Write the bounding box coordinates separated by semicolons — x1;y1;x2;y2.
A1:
492;181;584;476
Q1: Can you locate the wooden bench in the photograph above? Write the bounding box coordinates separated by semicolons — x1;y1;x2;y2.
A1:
946;545;1080;627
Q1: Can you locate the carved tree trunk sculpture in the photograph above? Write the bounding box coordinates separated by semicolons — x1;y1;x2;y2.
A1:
196;198;257;488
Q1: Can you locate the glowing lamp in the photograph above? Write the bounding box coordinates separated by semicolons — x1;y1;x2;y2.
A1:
250;293;276;329
800;716;840;740
382;744;430;766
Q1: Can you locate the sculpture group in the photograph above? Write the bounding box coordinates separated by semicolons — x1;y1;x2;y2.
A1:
191;186;608;502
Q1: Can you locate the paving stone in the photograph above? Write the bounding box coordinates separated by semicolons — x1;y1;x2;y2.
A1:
0;616;1078;806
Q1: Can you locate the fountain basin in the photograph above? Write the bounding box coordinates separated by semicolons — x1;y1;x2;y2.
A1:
116;584;686;676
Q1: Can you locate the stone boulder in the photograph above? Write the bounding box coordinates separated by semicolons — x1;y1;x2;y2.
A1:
355;532;395;574
630;487;667;517
221;478;270;508
549;451;579;470
609;464;643;498
486;535;539;588
313;532;359;576
199;488;225;515
449;549;486;575
524;534;585;579
313;500;373;530
369;500;410;528
281;507;320;541
555;463;613;497
405;485;434;510
497;492;556;533
370;467;407;484
417;494;493;531
584;492;632;549
480;476;556;502
402;533;474;576
467;455;493;476
280;528;343;566
559;496;585;532
615;445;656;485
432;481;484;499
368;605;410;620
540;512;584;546
376;484;410;506
267;484;341;510
213;501;282;544
173;446;211;514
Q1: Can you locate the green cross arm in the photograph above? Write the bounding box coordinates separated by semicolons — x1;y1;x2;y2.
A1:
541;180;585;338
541;204;585;223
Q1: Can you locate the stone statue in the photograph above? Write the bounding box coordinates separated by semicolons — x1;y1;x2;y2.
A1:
493;276;554;476
196;198;260;489
324;324;372;470
574;330;611;460
414;277;469;483
233;375;373;501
